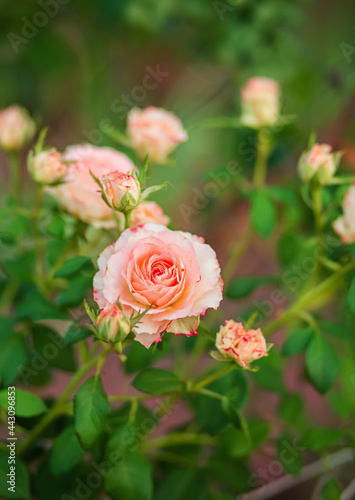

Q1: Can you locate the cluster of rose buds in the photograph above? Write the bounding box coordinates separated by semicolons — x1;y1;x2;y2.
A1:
3;88;353;356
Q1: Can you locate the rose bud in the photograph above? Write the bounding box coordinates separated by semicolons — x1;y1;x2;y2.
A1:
240;77;280;129
0;105;36;152
216;320;269;368
333;185;355;244
298;143;341;185
127;106;188;163
97;304;131;343
101;171;141;212
28;149;67;185
130;201;170;227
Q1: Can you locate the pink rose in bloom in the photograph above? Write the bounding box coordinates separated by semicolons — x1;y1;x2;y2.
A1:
0;105;36;152
333;185;355;243
49;144;135;228
93;223;223;348
240;77;280;129
102;171;140;211
127;106;188;162
97;304;131;343
28;149;67;185
216;320;268;368
130;201;170;227
298;143;341;185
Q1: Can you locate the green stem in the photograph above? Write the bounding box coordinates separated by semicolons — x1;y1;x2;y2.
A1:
263;260;355;335
313;183;323;238
32;185;47;295
253;129;271;188
191;363;235;391
142;432;216;451
9;152;21;204
223;130;271;285
124;210;132;230
18;351;106;457
223;226;253;286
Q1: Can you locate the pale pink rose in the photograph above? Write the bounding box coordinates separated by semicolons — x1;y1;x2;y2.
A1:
298;143;341;185
127;106;188;162
97;304;131;343
49;144;135;228
130;201;170;227
93;223;223;348
0;105;36;152
216;320;268;368
240;77;280;128
102;171;140;211
333;185;355;243
28;149;67;185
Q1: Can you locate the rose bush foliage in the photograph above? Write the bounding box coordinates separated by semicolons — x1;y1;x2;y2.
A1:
0;81;355;500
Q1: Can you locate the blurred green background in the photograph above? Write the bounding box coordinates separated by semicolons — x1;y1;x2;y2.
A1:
1;0;355;232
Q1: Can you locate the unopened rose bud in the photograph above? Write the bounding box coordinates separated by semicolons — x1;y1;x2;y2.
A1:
97;304;131;343
216;320;269;368
240;77;280;129
333;185;355;244
101;171;141;212
127;106;188;163
28;149;67;185
0;105;36;152
298;143;341;185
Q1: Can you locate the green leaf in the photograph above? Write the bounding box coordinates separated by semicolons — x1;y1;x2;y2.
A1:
347;278;355;313
251;191;276;238
0;333;27;387
319;321;354;339
124;342;154;374
74;375;111;449
54;256;91;277
301;428;344;450
321;478;341;500
281;327;314;356
104;451;152;500
132;368;182;395
64;324;91;344
0;449;30;499
278;393;303;423
252;365;285;394
306;335;340;394
0;389;47;417
56;276;91;307
17;290;70;321
156;469;208;500
276;435;303;475
50;426;84;476
226;275;277;300
31;325;77;372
